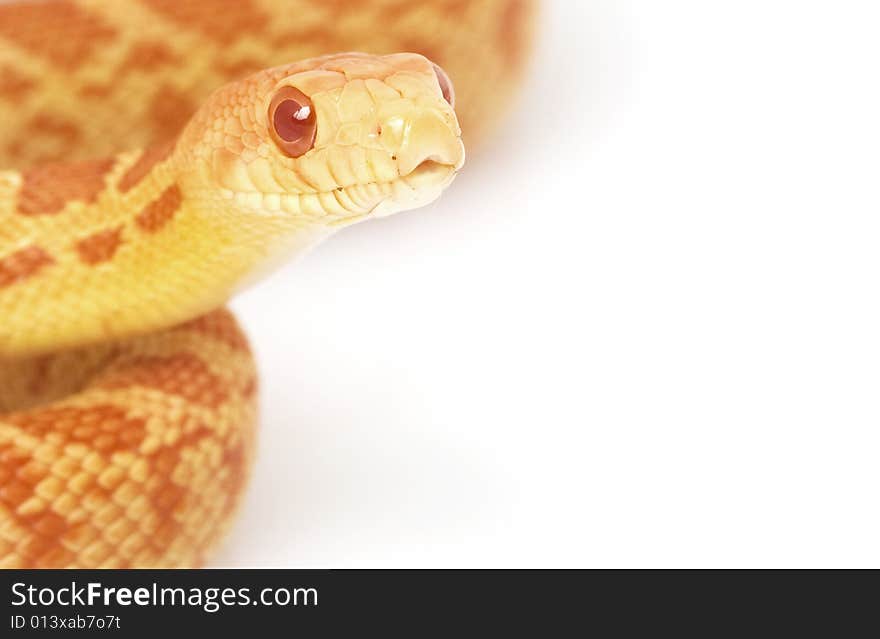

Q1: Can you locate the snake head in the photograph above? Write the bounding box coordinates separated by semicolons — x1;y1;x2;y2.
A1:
179;52;465;227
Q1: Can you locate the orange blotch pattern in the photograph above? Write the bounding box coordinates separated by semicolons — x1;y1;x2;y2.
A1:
214;57;264;80
0;246;54;289
270;26;342;53
0;396;251;567
0;310;257;568
118;141;175;193
78;83;115;100
100;353;229;408
17;157;115;216
148;85;197;141
242;376;258;399
0;1;117;70
0;65;35;102
499;0;531;71
5;113;83;164
119;41;179;74
6;404;147;453
135;184;182;232
142;0;268;45
218;443;249;521
77;43;179;106
0;404;148;566
27;113;82;146
0;442;76;566
75;227;125;265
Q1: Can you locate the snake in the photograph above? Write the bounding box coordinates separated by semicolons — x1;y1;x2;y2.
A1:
0;0;536;568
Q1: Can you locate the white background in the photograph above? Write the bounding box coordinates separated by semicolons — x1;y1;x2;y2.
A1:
213;1;880;567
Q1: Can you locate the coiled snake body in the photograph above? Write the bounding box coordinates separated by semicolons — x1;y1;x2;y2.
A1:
0;0;535;567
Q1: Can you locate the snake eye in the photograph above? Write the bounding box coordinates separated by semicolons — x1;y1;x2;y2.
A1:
433;63;455;107
268;86;317;158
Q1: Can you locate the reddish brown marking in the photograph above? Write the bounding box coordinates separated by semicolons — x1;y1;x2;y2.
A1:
150;420;251;532
146;450;189;552
32;539;77;568
18;113;83;157
0;445;36;508
75;227;124;265
214;57;263;80
178;310;251;353
2;114;84;168
118;141;175;193
0;404;147;567
219;439;248;520
79;50;184;103
135;184;182;233
100;353;228;408
18;511;74;567
142;0;268;45
138;419;242;563
445;0;473;12
0;65;35;102
29;113;81;142
271;26;340;53
0;443;67;565
78;83;114;100
242;376;258;399
148;85;196;141
499;0;531;71
118;41;179;74
0;1;117;70
17;157;115;216
0;246;53;288
372;2;413;24
25;523;73;570
6;405;147;453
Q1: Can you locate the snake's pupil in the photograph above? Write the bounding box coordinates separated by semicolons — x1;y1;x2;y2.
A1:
274;100;312;142
268;86;318;158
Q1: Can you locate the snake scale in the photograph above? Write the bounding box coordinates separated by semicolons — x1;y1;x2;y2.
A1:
0;0;536;568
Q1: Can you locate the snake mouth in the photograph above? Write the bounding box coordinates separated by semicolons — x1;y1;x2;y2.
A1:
354;158;459;220
402;159;457;185
220;150;463;223
221;165;459;222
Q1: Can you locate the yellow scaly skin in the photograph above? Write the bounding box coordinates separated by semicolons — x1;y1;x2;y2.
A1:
0;52;463;567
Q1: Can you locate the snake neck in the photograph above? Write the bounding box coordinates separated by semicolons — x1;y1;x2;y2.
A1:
0;143;327;357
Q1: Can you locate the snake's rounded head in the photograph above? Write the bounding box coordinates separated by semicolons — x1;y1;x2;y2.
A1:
180;52;464;227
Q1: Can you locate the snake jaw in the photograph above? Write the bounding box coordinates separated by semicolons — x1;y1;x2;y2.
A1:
369;161;459;219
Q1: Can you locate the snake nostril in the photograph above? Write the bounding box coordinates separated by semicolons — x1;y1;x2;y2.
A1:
432;63;455;108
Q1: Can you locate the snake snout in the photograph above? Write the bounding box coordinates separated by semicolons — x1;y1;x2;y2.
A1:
395;110;465;178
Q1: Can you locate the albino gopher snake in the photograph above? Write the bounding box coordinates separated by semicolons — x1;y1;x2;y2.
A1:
0;0;535;568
